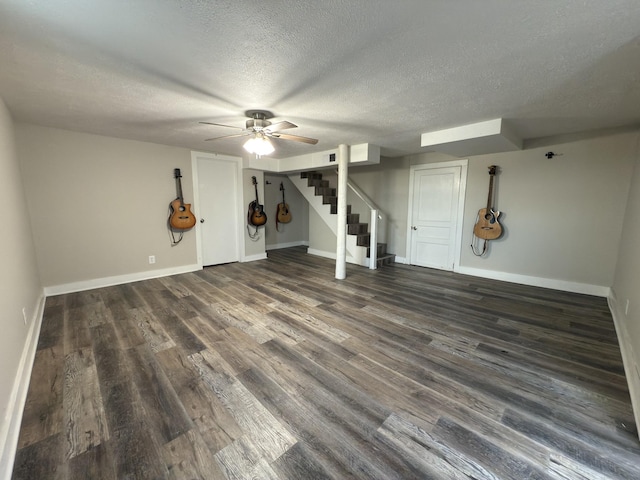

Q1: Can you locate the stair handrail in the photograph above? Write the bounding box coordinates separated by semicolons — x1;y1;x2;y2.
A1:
337;170;384;269
339;171;384;220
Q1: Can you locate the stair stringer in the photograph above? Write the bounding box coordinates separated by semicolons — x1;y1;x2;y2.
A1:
288;174;369;267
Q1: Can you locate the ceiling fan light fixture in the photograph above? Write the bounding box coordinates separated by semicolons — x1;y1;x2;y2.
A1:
243;134;274;156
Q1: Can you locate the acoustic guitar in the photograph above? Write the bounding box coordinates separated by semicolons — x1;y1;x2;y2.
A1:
276;182;292;225
248;176;267;227
473;165;502;240
169;168;196;230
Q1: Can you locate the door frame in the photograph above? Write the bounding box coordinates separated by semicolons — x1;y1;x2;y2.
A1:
405;159;468;271
191;151;245;268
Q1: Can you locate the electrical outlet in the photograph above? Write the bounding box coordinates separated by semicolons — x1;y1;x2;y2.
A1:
22;307;27;325
148;255;156;264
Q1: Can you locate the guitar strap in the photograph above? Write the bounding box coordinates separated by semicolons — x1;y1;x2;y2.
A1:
471;209;487;256
471;238;488;256
247;224;260;241
167;204;184;246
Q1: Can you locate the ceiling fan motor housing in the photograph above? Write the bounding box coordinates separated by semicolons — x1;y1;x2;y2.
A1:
245;109;274;131
246;118;271;130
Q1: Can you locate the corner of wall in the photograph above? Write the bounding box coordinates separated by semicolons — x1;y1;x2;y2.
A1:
0;293;45;480
608;289;640;440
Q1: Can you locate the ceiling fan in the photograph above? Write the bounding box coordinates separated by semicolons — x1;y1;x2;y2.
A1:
200;110;318;155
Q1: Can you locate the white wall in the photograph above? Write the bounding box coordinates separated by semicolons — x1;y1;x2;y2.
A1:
345;131;637;292
308;207;337;255
17;124;199;291
458;133;635;290
611;131;640;432
0;100;43;478
264;173;308;249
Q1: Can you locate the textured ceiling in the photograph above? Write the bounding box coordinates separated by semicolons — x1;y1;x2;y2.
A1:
1;0;640;159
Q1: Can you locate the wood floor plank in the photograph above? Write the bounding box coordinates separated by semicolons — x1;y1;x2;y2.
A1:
214;435;281;480
125;344;194;444
155;346;243;453
270;441;334;480
67;442;116;480
13;246;640;479
376;412;508;480
129;307;176;353
432;416;554;479
101;380;170;479
17;346;64;449
162;429;227;479
501;407;640;479
189;349;297;463
62;347;109;459
12;433;68;480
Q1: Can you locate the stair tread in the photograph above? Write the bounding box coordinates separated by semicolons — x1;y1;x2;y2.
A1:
303;170;394;267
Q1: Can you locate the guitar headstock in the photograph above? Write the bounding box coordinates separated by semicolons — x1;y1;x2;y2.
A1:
251;176;258;185
488;165;497;176
174;168;182;178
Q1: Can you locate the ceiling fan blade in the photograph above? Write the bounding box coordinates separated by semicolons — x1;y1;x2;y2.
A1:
265;121;297;133
199;121;243;130
204;133;249;142
272;132;319;145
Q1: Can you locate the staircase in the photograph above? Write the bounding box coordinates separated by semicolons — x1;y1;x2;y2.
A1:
299;171;395;267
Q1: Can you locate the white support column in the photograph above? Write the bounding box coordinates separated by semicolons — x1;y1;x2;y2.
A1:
369;209;378;269
335;144;349;279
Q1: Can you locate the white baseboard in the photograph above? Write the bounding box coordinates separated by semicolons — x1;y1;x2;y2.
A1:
307;248;336;260
608;290;640;440
265;240;308;251
0;293;46;480
307;248;365;266
456;266;610;297
241;253;268;262
43;264;202;296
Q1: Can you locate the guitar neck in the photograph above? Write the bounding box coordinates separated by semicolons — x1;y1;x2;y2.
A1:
485;165;497;211
486;175;494;210
176;179;184;202
174;169;185;205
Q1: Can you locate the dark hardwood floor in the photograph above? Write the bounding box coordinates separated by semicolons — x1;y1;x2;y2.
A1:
12;246;640;479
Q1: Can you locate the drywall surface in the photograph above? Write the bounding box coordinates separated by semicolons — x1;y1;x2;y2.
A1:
17;124;197;288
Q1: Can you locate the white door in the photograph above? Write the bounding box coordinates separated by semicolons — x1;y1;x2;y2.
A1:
407;162;467;270
195;154;241;266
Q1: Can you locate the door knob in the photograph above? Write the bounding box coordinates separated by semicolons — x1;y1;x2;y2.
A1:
411;226;417;230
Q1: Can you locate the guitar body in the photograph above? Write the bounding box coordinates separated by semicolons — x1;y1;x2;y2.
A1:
248;201;268;226
275;182;292;229
473;207;502;240
169;198;197;230
277;202;292;223
248;176;267;227
169;168;196;231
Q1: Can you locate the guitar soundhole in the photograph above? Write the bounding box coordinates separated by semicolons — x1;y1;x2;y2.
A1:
179;206;186;212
